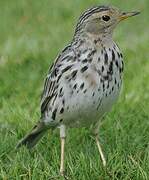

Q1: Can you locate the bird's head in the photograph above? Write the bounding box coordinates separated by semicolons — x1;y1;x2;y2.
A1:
74;6;140;39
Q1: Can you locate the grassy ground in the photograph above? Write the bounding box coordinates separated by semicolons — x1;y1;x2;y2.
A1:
0;0;149;179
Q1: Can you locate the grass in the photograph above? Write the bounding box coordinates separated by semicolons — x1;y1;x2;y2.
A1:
0;0;149;179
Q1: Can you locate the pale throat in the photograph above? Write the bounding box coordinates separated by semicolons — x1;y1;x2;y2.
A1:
83;31;114;49
73;28;115;50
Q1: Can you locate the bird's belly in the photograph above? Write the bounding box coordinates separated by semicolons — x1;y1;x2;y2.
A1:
62;81;121;128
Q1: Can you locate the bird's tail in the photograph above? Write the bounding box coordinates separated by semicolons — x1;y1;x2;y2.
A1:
16;121;47;149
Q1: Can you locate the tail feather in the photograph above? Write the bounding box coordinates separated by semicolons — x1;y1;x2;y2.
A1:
16;121;47;149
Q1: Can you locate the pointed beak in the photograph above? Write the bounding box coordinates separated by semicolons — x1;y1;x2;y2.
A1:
119;11;140;21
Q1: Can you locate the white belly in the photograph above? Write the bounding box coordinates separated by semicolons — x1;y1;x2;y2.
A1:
60;76;122;128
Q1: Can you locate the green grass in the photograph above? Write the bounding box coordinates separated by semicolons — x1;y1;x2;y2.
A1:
0;0;149;179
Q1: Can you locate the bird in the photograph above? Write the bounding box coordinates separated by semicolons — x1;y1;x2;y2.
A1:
16;5;140;176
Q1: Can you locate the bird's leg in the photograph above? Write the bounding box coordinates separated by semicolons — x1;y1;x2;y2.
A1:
95;135;106;167
60;125;66;176
93;125;106;167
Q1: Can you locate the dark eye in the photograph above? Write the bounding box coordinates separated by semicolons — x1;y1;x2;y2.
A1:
102;15;110;22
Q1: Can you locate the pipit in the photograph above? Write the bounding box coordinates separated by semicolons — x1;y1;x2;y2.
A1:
17;5;140;175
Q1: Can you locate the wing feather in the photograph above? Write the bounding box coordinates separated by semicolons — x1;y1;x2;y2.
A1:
40;44;73;114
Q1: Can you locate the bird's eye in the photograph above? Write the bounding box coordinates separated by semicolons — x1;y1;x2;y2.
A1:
102;15;110;22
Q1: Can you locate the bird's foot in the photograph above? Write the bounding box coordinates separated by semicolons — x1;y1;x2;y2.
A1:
60;170;69;179
60;170;65;176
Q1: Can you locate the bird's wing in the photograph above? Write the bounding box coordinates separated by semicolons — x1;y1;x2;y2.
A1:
40;44;74;115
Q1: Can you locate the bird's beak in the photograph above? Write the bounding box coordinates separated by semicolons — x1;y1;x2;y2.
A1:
119;11;140;21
